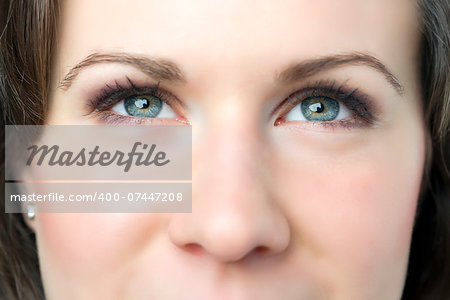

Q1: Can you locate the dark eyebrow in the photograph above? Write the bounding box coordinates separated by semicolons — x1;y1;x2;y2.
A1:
58;52;186;90
277;52;404;94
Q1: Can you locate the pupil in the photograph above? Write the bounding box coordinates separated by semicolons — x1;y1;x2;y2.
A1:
124;95;162;118
134;98;149;109
309;102;324;113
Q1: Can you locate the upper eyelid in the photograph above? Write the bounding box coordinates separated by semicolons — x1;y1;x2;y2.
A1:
89;81;154;110
273;82;376;123
88;79;185;115
272;82;358;114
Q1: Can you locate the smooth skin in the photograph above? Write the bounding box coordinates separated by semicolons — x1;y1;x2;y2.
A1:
31;0;425;299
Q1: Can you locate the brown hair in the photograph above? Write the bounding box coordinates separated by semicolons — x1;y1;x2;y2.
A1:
1;0;59;299
1;0;449;299
402;1;450;299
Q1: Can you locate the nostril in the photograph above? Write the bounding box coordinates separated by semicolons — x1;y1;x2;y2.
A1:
184;243;204;255
254;246;270;255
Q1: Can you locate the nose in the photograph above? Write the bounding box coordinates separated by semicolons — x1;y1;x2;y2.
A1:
168;109;290;262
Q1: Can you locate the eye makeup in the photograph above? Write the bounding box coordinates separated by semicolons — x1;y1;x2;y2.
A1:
86;77;188;125
86;76;379;130
273;80;380;130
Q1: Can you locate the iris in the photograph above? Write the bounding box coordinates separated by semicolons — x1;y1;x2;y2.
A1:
124;95;162;118
301;97;339;121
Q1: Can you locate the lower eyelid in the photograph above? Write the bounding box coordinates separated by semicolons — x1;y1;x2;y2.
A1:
276;118;371;132
93;111;183;125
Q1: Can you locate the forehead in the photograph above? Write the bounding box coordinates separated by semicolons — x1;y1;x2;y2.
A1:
58;0;420;87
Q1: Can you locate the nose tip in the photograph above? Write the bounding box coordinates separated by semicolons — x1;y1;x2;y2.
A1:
168;209;291;263
169;114;291;263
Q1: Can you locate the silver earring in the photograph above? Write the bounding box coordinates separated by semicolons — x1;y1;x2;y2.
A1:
27;204;36;220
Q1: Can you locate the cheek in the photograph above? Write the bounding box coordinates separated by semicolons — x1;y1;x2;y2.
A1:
271;120;425;294
35;214;167;294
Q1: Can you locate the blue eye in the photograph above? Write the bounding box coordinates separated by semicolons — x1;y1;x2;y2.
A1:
123;95;162;117
111;94;176;119
285;96;351;122
301;97;339;121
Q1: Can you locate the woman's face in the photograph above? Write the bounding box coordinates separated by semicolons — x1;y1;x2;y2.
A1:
35;0;425;299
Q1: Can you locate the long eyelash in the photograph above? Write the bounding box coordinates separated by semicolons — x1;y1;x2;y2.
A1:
86;77;163;113
275;80;378;126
